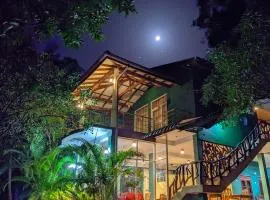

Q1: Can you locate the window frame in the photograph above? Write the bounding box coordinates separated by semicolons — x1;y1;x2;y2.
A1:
150;94;168;131
134;104;149;133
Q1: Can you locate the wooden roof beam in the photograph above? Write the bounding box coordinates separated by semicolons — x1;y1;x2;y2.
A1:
91;69;114;91
102;63;172;87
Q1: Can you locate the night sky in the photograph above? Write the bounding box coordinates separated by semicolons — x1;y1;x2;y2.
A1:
44;0;208;70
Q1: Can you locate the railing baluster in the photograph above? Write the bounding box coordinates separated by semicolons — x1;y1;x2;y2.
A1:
191;163;195;185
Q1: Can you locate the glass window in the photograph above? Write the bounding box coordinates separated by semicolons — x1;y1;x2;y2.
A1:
135;104;149;133
151;95;168;131
117;138;155;200
61;126;112;152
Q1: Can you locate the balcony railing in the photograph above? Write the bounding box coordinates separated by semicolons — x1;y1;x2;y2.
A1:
87;108;192;134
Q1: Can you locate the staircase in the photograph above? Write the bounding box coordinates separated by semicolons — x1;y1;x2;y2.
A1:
169;120;270;200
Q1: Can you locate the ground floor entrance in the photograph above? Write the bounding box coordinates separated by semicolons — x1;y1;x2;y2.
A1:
117;129;196;200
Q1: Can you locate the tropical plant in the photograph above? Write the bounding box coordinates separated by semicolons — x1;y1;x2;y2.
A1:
12;140;138;200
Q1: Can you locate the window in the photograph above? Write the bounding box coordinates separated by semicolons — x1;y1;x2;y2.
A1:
240;176;253;195
134;104;149;133
151;94;168;131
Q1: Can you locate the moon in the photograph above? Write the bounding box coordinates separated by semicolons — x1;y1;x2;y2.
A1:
155;35;161;41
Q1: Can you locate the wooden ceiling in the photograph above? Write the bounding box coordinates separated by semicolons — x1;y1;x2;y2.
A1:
73;52;175;113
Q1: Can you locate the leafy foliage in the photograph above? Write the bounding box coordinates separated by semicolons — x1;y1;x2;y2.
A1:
202;12;270;120
19;140;137;200
0;0;136;48
193;0;270;47
0;1;136;197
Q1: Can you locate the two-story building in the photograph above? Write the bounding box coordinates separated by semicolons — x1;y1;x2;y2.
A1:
62;51;270;200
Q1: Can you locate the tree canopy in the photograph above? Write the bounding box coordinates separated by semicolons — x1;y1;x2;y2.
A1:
194;0;270;47
1;0;136;47
201;12;270;120
0;1;137;199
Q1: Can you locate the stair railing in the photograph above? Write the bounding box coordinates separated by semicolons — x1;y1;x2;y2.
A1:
168;120;270;199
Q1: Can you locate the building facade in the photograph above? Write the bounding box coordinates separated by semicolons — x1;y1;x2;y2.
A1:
63;51;270;200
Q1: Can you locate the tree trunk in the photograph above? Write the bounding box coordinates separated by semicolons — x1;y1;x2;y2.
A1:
8;155;12;200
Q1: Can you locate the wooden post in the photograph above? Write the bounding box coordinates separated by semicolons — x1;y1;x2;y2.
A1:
111;68;119;153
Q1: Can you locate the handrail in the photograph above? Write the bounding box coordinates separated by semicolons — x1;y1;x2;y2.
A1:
88;108;188;133
168;120;270;199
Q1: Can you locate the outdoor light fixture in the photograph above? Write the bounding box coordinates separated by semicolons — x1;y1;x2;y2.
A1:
132;142;137;147
104;148;111;154
68;164;83;170
254;106;259;111
68;164;76;169
109;78;115;83
77;103;84;110
158;156;163;160
180;149;185;155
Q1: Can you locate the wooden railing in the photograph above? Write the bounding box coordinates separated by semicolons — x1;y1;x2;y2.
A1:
199;140;233;162
169;162;201;199
168;120;270;199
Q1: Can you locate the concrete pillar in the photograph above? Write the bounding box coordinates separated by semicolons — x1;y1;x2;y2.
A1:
257;153;270;200
111;68;119;153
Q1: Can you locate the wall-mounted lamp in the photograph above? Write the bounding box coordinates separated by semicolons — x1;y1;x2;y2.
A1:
180;149;185;155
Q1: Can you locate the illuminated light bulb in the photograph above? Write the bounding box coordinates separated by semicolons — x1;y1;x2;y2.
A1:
254;106;259;111
104;148;110;154
132;142;137;147
109;78;115;83
180;149;185;155
77;103;84;110
158;157;163;160
68;164;76;169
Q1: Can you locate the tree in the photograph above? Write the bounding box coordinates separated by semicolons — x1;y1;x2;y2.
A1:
201;12;270;120
0;1;136;198
0;0;136;47
0;51;86;199
193;0;270;47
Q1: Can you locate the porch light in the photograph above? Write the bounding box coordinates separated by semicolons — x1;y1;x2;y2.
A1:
254;106;259;111
180;149;185;155
158;156;163;160
109;78;115;83
132;142;137;147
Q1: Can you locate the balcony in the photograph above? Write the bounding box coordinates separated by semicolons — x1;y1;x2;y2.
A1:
87;108;193;134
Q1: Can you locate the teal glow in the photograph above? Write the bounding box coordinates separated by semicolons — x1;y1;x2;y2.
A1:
231;162;263;199
198;115;256;147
